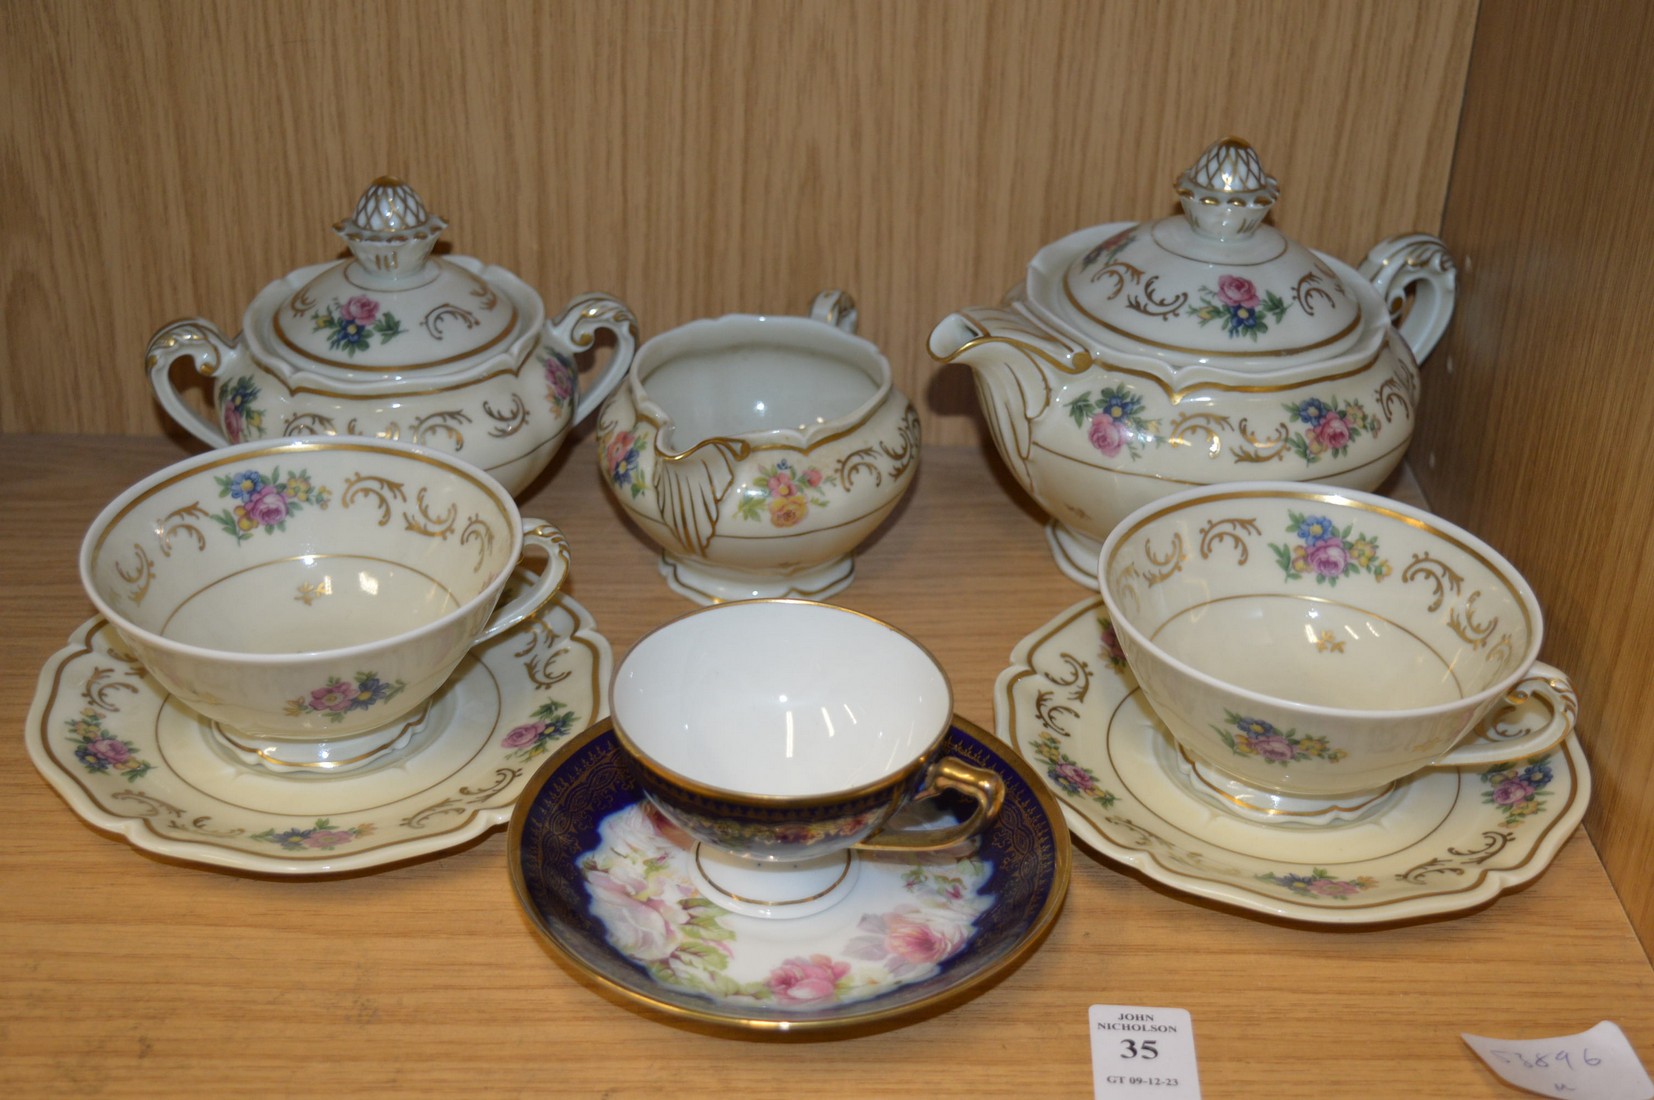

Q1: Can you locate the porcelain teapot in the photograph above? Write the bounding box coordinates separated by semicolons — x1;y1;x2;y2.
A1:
929;137;1455;586
147;178;636;496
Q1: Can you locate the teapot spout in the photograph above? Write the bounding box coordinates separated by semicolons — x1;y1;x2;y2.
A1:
927;309;990;364
929;305;1090;470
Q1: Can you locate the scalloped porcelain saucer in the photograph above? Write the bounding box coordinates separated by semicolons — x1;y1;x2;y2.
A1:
995;597;1590;924
508;717;1070;1033
26;586;610;875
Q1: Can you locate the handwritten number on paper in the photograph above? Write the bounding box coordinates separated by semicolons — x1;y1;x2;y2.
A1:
1464;1022;1652;1100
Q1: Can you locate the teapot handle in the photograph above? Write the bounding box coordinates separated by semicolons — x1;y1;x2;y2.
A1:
547;293;638;427
1359;234;1457;364
146;318;238;447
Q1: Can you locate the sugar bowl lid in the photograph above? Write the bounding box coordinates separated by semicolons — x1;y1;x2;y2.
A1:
1041;138;1368;370
267;178;520;374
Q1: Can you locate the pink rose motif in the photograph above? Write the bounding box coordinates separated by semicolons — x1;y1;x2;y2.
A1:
802;468;824;488
1100;622;1126;665
303;829;355;849
1303;538;1350;578
766;955;849;1004
1244;734;1298;763
1307;878;1361;898
308;680;357;713
1088;412;1128;457
340;295;380;325
545;358;574;402
1216;275;1261;309
502;722;546;749
243;484;290;527
1493;778;1537;806
881;909;963;968
87;737;131;766
768;471;799;497
773;822;821;846
1098;228;1134;254
640;802;694;848
586;865;691;962
1054;761;1097;794
1312;412;1353;452
223;405;245;443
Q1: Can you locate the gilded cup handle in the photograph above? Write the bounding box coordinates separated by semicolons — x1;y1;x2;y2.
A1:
471;521;572;644
146;318;238;447
1436;661;1577;768
852;756;1005;853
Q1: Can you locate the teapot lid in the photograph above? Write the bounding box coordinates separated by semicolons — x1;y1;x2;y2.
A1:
1048;138;1366;369
267;178;520;373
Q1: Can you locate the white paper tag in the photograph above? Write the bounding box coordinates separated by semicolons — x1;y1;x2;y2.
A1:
1463;1021;1653;1099
1090;1004;1201;1099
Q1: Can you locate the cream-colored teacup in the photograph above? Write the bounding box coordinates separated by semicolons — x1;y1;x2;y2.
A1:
1099;482;1575;816
610;600;1002;917
80;437;569;770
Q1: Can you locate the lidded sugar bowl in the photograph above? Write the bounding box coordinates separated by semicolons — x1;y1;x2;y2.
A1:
929;137;1456;585
147;177;637;496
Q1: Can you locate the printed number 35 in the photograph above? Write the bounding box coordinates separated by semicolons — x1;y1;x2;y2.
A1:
1121;1040;1159;1060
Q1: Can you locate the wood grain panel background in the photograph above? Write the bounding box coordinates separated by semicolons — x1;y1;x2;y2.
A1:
7;0;1654;959
1417;0;1654;953
1;0;1473;441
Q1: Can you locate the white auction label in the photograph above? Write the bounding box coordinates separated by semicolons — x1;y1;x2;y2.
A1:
1463;1020;1653;1100
1089;1004;1201;1099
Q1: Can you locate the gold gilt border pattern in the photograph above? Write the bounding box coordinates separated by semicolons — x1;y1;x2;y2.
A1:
1106;490;1534;671
997;599;1586;917
339;472;500;572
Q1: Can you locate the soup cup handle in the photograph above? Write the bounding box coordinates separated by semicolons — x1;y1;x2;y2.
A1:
471;521;572;644
1436;662;1578;768
852;756;1006;853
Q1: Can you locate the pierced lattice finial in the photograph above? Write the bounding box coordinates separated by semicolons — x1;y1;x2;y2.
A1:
1174;138;1279;240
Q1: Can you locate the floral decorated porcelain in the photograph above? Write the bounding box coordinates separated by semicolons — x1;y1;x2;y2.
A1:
996;597;1589;923
610;600;1002;918
79;437;569;770
1099;482;1575;819
26;586;610;874
596;291;920;603
508;717;1069;1031
147;178;636;496
930;137;1456;585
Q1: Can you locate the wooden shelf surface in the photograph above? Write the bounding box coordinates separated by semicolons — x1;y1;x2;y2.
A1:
2;432;1649;1098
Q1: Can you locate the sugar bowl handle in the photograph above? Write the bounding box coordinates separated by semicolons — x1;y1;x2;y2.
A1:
471;521;572;644
1360;233;1457;363
809;289;859;333
548;293;638;427
1436;662;1578;768
146;318;238;447
852;755;1006;853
